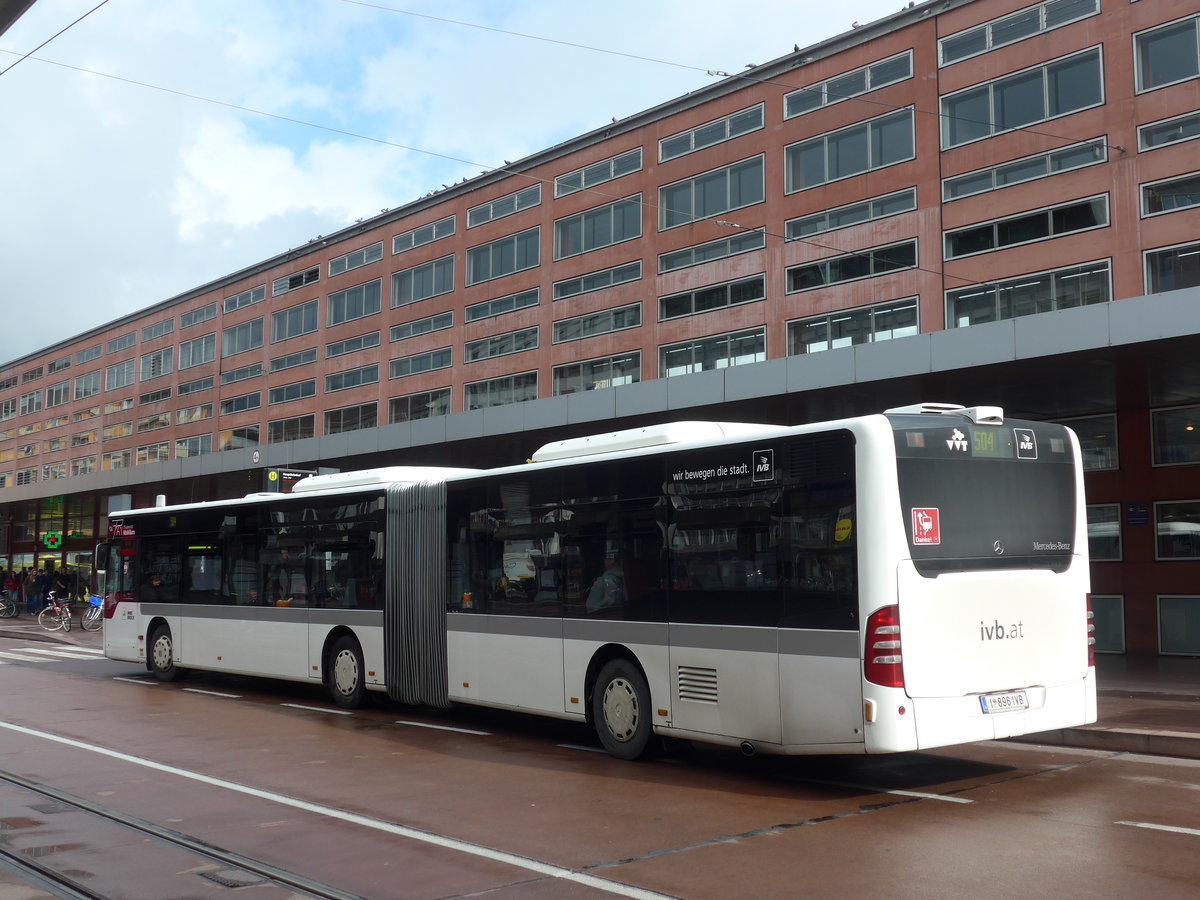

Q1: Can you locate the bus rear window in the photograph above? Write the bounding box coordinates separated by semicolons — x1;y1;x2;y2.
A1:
892;419;1077;576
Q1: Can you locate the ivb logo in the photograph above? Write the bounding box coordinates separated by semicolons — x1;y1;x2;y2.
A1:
1014;428;1038;460
752;448;774;482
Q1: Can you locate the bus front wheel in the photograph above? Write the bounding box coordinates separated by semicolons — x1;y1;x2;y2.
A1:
592;659;652;760
149;625;183;682
329;636;366;709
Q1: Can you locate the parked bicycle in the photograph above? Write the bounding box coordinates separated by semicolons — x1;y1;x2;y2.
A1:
81;595;103;632
0;591;16;618
38;590;73;632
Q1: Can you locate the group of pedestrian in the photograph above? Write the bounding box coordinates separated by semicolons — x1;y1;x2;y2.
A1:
1;567;75;616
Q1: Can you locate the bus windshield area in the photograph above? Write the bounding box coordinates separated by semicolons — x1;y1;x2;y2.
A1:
892;418;1077;576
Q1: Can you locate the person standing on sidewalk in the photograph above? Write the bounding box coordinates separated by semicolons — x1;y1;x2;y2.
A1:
3;570;18;614
24;568;42;616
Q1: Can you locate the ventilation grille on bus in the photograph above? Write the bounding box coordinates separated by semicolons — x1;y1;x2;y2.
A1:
677;666;719;704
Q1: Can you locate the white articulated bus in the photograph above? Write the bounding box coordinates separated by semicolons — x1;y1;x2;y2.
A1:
99;403;1096;759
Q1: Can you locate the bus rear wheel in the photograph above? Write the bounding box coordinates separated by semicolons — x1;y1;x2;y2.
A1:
592;658;652;760
149;625;184;682
329;635;366;709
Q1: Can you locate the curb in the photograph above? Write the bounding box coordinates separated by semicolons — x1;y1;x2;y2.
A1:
1011;726;1200;760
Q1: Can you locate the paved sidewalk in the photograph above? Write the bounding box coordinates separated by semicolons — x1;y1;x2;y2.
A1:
2;620;1197;757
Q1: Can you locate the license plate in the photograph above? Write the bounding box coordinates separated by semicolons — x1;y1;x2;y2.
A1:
979;690;1029;714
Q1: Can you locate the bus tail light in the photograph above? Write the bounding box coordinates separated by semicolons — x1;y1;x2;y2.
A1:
1086;594;1096;667
865;604;904;688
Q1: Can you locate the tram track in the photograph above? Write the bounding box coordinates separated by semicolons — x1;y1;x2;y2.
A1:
0;768;368;900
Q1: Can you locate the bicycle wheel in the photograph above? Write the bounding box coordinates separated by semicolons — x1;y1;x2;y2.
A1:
81;604;102;632
38;607;64;632
0;595;16;618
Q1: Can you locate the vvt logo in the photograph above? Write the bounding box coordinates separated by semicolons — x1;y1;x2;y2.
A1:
946;428;968;451
752;448;774;482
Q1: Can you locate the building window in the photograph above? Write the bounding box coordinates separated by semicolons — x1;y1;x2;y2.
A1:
329;241;383;277
554;195;641;260
947;259;1110;327
329;279;382;326
939;0;1099;66
464;372;538;410
45;381;69;408
1060;413;1118;471
140;348;173;381
18;390;41;416
660;328;765;377
270;348;318;372
272;266;319;297
103;451;131;471
73;371;101;400
136;442;171;465
390;347;452;379
327;332;380;358
269;299;318;343
465;327;538;363
392;256;453;307
467;228;540;285
944;196;1108;260
222;319;264;357
389;388;451;423
659;104;763;161
107;332;135;353
70;429;96;447
553;261;641;301
786;51;912;116
221;363;263;386
42;462;67;481
103;421;133;440
267;414;315;444
466;288;538;323
785;109;914;193
660;156;764;230
219;425;259;450
788;298;917;354
1087;504;1122;561
1145;241;1200;294
1139;111;1200;152
391;312;453;342
325;364;379;393
0;399;15;421
659;275;765;321
177;404;213;425
940;47;1102;148
553;353;640;395
1158;596;1200;655
1142;172;1200;217
104;397;134;414
467;185;541;228
71;456;97;477
787;240;917;292
325;403;377;434
142;319;174;341
943;140;1105;202
76;344;102;364
553;303;641;344
179;334;216;369
181;303;217;328
1155;500;1200;559
1151;405;1200;467
555;148;642;197
48;356;70;374
136;413;170;433
179;376;214;396
659;229;765;274
225;285;266;312
219;392;261;415
1135;14;1200;93
15;467;37;486
393;215;455;255
175;435;212;458
21;366;42;383
787;188;917;241
269;380;317;405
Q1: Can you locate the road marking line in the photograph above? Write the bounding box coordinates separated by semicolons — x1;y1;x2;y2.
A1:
114;677;158;685
184;688;243;699
18;647;104;659
395;720;491;735
282;703;353;716
1116;820;1200;837
787;776;974;804
0;721;672;900
558;743;607;753
0;650;49;662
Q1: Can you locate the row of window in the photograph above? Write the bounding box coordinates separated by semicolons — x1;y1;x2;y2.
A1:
5;236;1200;439
1087;593;1200;656
1089;499;1200;564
